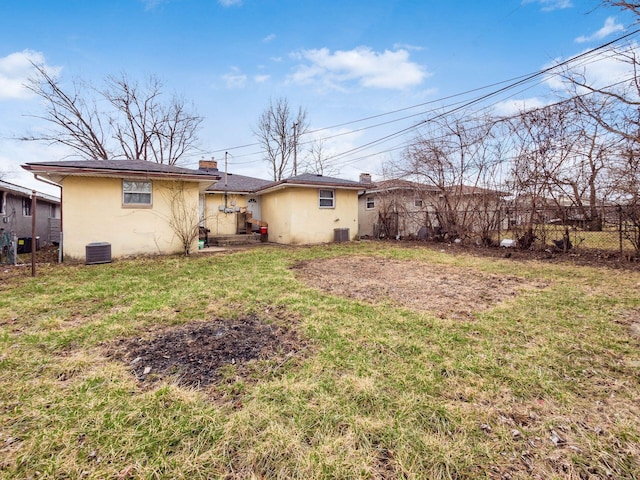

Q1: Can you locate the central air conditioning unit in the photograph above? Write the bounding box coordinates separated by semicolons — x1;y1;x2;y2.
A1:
85;242;112;265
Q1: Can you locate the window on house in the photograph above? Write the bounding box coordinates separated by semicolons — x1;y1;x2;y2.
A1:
319;189;335;208
123;180;152;206
414;198;423;208
0;191;5;215
50;204;59;219
366;196;375;209
22;197;32;217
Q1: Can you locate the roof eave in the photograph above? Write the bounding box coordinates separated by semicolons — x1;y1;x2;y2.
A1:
206;189;253;195
22;164;220;184
255;180;365;195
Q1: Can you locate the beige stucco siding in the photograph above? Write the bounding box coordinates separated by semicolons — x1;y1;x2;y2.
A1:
62;176;199;260
261;187;358;244
203;193;248;235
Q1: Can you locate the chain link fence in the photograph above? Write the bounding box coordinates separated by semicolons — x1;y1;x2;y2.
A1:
378;204;640;256
496;205;639;255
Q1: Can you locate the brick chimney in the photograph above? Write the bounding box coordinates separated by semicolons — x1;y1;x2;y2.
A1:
199;158;218;172
359;173;372;183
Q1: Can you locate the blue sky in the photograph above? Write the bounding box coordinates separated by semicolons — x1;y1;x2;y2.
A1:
0;0;637;194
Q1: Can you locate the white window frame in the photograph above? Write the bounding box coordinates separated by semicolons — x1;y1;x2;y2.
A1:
123;180;152;206
319;189;335;209
49;204;59;219
365;196;375;210
22;197;32;217
0;191;5;215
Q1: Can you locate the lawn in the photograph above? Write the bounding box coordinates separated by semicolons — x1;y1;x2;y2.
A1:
1;242;639;479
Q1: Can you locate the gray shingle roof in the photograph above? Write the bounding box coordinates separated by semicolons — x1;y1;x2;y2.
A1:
206;173;272;193
0;179;60;203
285;173;367;187
254;173;369;193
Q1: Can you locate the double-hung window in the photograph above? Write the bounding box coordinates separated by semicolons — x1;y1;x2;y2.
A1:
22;197;32;217
123;180;152;206
319;189;335;208
366;196;375;209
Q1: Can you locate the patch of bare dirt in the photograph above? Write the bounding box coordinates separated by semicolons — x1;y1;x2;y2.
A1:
1;245;60;281
107;317;307;389
292;256;548;318
617;308;640;341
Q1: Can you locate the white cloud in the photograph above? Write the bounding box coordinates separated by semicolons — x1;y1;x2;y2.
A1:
392;43;424;52
218;0;242;6
575;17;624;43
522;0;572;12
254;74;270;83
222;68;247;88
140;0;169;11
494;97;549;116
0;139;68;195
289;46;429;91
0;50;59;101
544;41;639;93
262;34;276;43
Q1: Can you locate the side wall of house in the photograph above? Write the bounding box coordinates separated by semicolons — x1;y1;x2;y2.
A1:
261;187;358;244
62;176;199;260
358;194;377;237
1;191;59;245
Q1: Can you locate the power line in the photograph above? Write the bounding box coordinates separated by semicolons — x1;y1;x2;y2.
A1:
320;30;640;165
194;29;640;173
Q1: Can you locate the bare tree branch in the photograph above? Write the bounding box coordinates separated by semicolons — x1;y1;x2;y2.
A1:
254;97;308;180
22;64;202;164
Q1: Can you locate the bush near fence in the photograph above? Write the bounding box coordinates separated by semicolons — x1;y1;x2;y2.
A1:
389;205;639;255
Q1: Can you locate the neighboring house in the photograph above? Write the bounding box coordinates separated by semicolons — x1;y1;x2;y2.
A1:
358;175;440;238
0;179;61;249
22;160;220;261
255;173;365;245
358;174;506;241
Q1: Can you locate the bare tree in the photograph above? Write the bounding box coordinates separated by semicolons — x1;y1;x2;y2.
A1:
401;112;505;244
602;0;640;17
301;138;340;177
254;97;308;181
163;181;202;255
23;63;203;164
505;101;583;247
553;97;619;231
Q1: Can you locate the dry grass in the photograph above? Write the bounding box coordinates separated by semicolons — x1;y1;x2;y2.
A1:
0;242;639;479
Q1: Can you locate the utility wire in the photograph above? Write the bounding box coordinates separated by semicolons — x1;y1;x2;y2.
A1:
192;29;640;171
321;29;640;164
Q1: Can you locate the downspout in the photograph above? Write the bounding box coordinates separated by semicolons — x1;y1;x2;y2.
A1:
34;174;63;263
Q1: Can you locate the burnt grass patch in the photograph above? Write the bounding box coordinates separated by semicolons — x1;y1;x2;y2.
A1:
107;316;307;389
